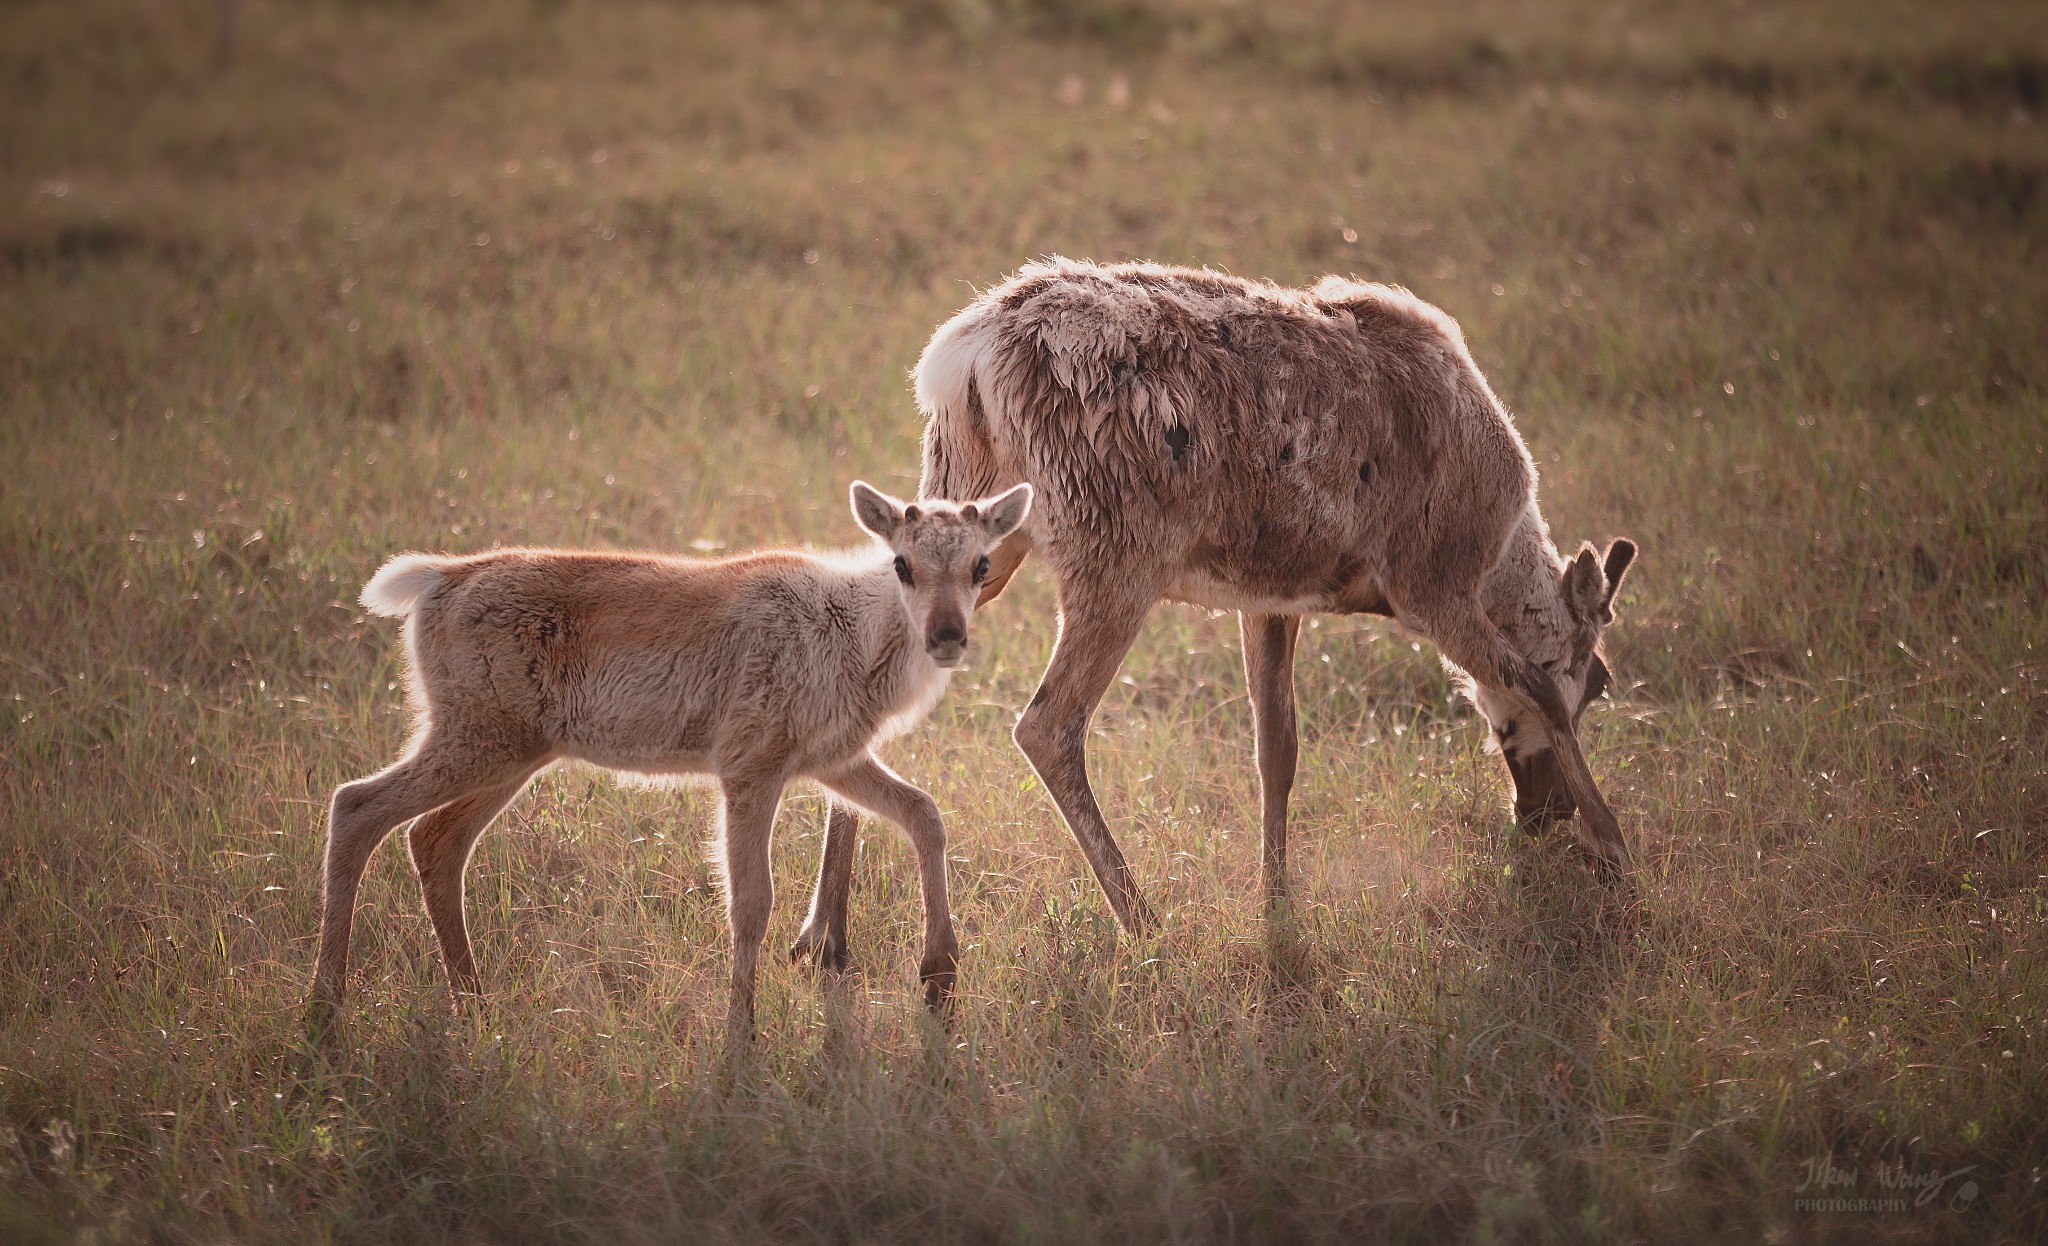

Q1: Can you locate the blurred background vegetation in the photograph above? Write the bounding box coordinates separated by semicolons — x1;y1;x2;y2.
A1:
2;1;2044;1241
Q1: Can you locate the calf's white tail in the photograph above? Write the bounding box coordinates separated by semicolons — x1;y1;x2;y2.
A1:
358;555;447;619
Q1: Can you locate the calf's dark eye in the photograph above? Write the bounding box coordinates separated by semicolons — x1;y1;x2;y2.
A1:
894;555;913;586
972;555;990;584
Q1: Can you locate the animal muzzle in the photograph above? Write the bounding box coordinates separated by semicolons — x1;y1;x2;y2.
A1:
926;617;968;665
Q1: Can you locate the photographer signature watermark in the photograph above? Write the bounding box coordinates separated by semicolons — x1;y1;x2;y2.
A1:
1793;1152;1979;1214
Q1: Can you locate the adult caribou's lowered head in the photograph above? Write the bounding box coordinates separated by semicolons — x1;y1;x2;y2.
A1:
815;258;1641;939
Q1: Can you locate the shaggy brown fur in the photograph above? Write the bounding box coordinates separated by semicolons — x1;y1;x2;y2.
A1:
309;482;1031;1038
834;259;1636;935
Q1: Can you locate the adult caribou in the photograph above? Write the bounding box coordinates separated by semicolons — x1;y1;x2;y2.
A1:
796;258;1638;953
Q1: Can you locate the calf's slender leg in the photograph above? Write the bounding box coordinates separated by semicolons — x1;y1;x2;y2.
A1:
790;800;859;972
1240;612;1301;907
817;753;958;1007
1013;575;1160;937
312;738;535;1008
407;764;544;996
716;775;785;1040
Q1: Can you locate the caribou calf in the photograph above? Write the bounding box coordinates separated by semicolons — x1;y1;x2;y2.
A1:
308;481;1032;1037
825;259;1641;938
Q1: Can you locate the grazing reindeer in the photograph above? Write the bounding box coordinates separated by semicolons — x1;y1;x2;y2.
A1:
308;481;1032;1037
807;259;1638;939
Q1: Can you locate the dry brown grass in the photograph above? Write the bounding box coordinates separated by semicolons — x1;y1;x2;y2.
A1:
2;1;2045;1241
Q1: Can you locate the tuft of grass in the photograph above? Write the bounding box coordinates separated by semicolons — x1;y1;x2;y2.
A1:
2;1;2044;1241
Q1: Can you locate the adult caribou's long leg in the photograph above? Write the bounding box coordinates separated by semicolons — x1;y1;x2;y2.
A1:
789;801;859;972
1405;593;1629;871
1239;612;1301;906
1013;570;1162;937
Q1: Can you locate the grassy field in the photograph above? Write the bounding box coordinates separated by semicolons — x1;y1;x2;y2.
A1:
4;0;2046;1240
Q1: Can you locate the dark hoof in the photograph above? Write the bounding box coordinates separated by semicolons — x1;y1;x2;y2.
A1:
919;954;958;1011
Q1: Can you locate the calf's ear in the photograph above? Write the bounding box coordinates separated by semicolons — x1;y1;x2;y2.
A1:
850;481;907;540
974;482;1034;541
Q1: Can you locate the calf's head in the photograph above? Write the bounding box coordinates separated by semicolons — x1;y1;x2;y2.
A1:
851;480;1034;668
1487;537;1638;828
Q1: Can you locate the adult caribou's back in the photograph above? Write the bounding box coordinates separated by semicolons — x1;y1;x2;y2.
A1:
909;258;1639;936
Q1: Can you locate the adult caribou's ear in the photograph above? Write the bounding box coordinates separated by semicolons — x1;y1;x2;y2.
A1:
1600;538;1637;620
1563;543;1608;625
850;481;907;540
973;482;1034;541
